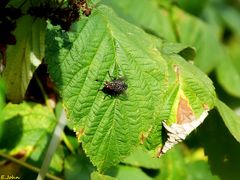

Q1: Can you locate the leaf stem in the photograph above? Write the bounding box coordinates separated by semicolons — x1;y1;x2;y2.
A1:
36;109;67;180
34;74;52;109
62;132;76;154
0;151;62;180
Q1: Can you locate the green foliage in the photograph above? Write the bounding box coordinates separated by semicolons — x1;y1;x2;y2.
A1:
1;0;240;179
45;4;215;171
2;16;46;103
91;171;117;180
216;99;240;142
64;150;95;180
197;109;240;180
102;0;222;74
171;7;223;74
216;53;240;97
0;102;56;154
102;0;176;41
122;147;161;169
156;146;218;180
0;80;5;140
104;145;218;180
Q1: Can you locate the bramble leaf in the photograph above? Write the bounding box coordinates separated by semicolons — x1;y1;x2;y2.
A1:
103;0;224;74
102;0;176;41
0;102;56;165
45;5;216;171
216;99;240;142
91;171;117;180
2;16;46;103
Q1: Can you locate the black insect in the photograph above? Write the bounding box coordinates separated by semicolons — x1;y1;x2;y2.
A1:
101;74;128;97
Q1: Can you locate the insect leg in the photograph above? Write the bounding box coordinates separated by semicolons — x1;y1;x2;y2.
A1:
107;71;116;80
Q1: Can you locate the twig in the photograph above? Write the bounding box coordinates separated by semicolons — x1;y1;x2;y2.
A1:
0;151;62;180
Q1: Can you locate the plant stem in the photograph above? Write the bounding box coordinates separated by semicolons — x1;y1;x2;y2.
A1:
0;151;62;180
62;132;76;154
34;74;53;110
36;109;67;180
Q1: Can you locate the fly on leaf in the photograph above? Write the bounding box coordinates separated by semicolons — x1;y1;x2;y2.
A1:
99;72;128;97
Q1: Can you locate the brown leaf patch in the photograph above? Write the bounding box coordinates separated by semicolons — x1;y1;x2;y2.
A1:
139;126;152;144
76;128;84;140
176;96;195;124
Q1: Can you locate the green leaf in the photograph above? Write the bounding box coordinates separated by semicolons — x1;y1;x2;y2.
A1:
172;7;223;73
160;41;196;60
102;0;223;74
91;171;117;180
219;6;240;36
202;4;223;37
45;5;216;171
122;147;161;169
216;99;240;142
216;52;240;97
226;38;240;75
0;102;56;159
46;5;167;171
49;145;65;175
177;0;209;16
156;145;218;180
216;36;240;98
2;16;46;103
155;0;173;9
64;151;95;180
144;54;216;152
157;146;188;179
197;109;240;180
116;166;153;180
102;0;176;41
186;161;219;180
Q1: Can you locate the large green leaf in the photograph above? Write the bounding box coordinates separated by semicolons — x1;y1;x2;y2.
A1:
226;37;240;76
45;5;216;171
216;99;240;142
102;0;176;41
144;53;216;153
121;144;218;180
200;2;240;98
214;10;240;98
2;16;46;103
116;166;153;180
197;109;240;180
102;0;223;74
0;102;56;166
160;41;196;61
171;7;223;73
216;52;240;98
91;172;117;180
176;0;209;16
122;147;161;169
219;6;240;36
156;145;219;180
64;152;95;180
46;5;167;171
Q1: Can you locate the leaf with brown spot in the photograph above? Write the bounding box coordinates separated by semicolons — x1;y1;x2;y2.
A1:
176;96;195;124
144;54;216;154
